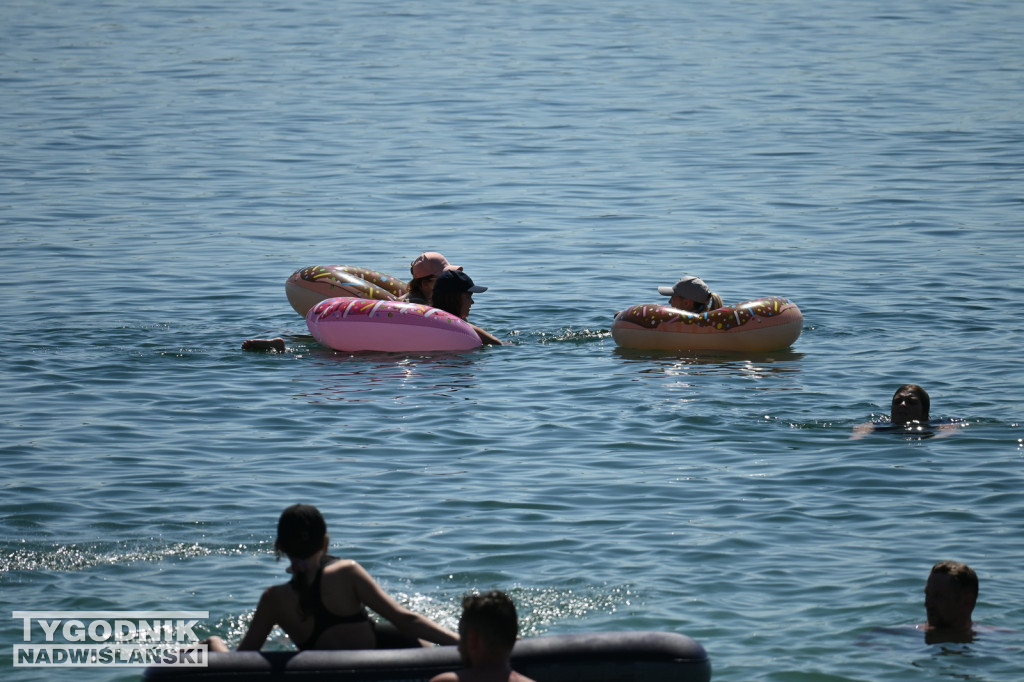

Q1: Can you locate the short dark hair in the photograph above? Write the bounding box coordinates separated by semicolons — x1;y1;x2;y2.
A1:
930;560;978;596
460;590;519;651
893;384;930;420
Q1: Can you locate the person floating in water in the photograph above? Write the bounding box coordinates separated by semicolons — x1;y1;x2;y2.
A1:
430;270;503;346
242;251;463;352
657;276;724;313
856;559;1013;648
851;384;960;439
401;251;462;305
890;383;929;425
919;560;978;644
430;590;535;682
241;337;287;352
205;504;458;651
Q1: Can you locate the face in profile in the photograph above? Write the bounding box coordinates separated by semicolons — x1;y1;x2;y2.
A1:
459;292;474;319
669;295;699;312
891;388;925;425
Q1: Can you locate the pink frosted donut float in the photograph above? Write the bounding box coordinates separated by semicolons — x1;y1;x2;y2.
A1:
306;297;482;352
611;296;803;352
285;265;409;317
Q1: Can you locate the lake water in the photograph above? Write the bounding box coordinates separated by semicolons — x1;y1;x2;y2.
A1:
2;0;1023;680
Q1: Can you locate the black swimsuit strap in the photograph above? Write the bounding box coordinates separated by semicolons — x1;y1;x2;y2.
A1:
299;556;370;650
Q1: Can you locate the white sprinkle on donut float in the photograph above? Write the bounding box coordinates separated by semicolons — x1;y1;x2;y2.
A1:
612;297;803;351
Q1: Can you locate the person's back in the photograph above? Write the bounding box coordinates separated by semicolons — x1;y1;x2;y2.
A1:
430;591;534;682
205;504;458;652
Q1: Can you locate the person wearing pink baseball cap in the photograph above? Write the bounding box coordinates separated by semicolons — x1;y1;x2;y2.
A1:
401;252;463;305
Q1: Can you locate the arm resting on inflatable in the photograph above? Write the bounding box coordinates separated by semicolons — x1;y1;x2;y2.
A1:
350;562;459;646
472;324;503;346
231;587;282;651
199;587;280;652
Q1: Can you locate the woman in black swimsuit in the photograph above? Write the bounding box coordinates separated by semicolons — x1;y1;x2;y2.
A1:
207;504;459;651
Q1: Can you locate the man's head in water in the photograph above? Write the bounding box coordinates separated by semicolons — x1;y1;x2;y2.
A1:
890;384;929;425
924;560;977;639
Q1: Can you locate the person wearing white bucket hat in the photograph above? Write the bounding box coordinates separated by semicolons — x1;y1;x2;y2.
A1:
657;276;723;313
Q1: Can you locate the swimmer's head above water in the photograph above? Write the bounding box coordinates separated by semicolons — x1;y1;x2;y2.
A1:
890;384;930;425
924;560;977;639
275;503;328;561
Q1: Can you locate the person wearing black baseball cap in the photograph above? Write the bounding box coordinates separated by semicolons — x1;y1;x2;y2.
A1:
432;270;502;346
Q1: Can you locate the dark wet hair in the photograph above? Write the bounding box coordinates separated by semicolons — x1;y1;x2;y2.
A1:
695;292;724;313
406;275;435;303
459;590;519;652
274;504;327;560
930;560;978;597
892;384;930;420
431;290;465;319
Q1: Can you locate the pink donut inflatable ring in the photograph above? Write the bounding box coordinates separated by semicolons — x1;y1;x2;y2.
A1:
307;297;482;352
611;297;803;352
286;265;409;317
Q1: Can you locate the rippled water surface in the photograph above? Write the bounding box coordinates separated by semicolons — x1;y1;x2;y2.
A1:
2;0;1023;680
